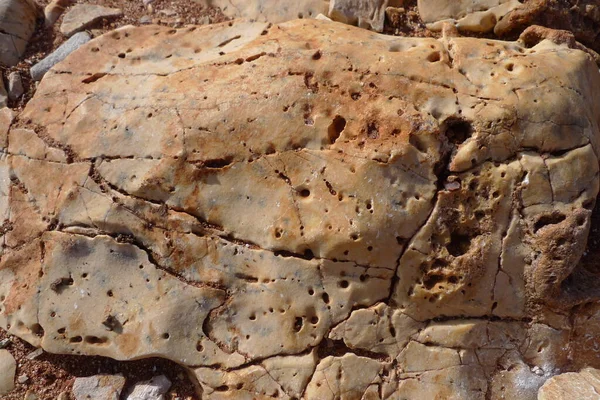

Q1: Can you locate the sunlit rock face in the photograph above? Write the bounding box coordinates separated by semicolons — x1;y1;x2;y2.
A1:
1;19;600;399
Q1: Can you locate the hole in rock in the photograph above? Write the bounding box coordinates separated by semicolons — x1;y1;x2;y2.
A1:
299;188;311;198
427;52;441;62
294;317;303;332
31;324;45;337
534;213;566;232
202;157;233;169
70;336;83;343
85;336;107;345
444;117;473;146
423;274;445;290
447;231;474;257
327;115;346;144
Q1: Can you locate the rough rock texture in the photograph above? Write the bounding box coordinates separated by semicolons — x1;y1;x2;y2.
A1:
1;18;600;399
0;349;16;395
418;0;523;33
60;4;123;37
125;375;171;400
44;0;74;28
0;0;38;67
329;0;401;32
538;368;600;400
495;0;600;55
205;0;329;22
72;374;126;400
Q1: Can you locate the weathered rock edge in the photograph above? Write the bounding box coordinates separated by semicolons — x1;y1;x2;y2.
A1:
1;19;600;399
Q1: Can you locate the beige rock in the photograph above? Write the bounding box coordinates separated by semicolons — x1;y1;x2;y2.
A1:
72;374;126;400
328;0;403;32
538;368;600;400
206;0;329;22
0;349;16;395
418;0;523;33
60;4;123;37
0;0;39;66
44;0;74;28
0;19;600;399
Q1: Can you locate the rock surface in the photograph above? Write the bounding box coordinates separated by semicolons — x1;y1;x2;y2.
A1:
206;0;329;22
494;0;600;54
329;0;401;32
60;4;123;37
538;368;600;400
1;18;600;399
72;374;126;400
44;0;74;28
30;31;91;81
125;375;171;400
0;0;38;67
0;349;16;395
418;0;523;32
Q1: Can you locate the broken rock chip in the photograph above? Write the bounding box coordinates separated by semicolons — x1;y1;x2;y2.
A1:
72;374;126;400
0;0;38;66
60;4;123;37
2;18;600;399
418;0;523;33
206;0;329;22
538;368;600;400
328;0;402;32
0;349;16;395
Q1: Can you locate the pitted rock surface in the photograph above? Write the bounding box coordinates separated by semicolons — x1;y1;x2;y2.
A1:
1;19;600;399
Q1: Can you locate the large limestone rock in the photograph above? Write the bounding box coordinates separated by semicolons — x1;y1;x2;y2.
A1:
1;18;600;399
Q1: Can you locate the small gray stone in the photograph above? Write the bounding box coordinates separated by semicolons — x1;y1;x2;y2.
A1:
73;374;126;400
30;32;91;81
25;347;43;360
0;338;10;349
0;349;16;395
139;15;152;24
126;375;171;400
0;77;7;108
17;373;29;384
60;4;123;37
7;72;23;101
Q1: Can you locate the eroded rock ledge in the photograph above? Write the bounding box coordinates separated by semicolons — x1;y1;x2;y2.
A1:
1;19;600;399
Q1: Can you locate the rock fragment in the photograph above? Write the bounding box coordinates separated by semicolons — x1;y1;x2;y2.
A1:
125;375;171;400
0;77;7;108
538;368;600;400
44;0;74;28
60;4;123;37
207;0;329;22
0;0;38;66
72;374;126;400
0;349;16;395
7;72;23;102
418;0;523;33
329;0;402;32
30;31;91;81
